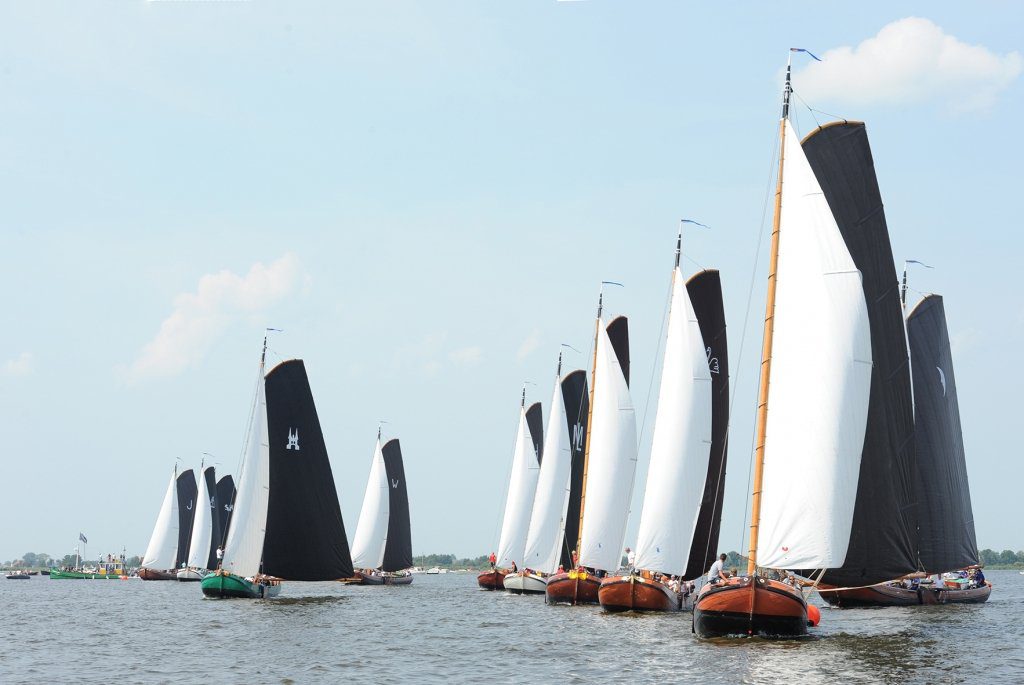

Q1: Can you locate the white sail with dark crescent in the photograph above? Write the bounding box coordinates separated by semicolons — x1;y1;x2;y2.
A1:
634;269;713;575
350;439;389;569
495;406;541;569
756;118;873;571
142;468;179;571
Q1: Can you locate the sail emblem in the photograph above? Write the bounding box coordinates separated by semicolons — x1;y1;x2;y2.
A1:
186;499;193;511
224;504;233;512
937;366;947;397
572;422;585;452
391;478;400;489
706;347;720;375
209;497;215;508
286;428;301;450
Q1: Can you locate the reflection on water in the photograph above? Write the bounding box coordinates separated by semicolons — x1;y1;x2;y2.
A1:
2;571;1021;684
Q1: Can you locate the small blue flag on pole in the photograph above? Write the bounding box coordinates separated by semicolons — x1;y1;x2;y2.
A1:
790;47;822;62
79;532;88;544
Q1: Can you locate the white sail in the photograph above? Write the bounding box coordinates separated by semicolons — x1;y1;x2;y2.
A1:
522;375;572;574
756;118;873;570
634;271;713;575
495;406;541;568
185;468;214;570
350;439;389;569
577;320;638;572
222;374;271;578
141;469;179;570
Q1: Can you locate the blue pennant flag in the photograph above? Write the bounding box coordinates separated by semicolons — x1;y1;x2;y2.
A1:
79;532;88;544
790;47;822;62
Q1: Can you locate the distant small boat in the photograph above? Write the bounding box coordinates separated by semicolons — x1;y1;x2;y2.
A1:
40;569;50;576
6;573;30;580
426;567;441;575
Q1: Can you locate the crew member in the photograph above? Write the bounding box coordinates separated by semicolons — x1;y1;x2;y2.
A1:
707;553;731;583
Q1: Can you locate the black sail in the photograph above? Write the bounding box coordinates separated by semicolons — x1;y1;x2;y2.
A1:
201;466;219;570
525;401;544;466
215;475;236;551
559;369;589;570
381;439;413;572
605;316;630;387
908;295;979;572
802;122;918;586
175;469;197;569
261;360;353;580
683;270;730;580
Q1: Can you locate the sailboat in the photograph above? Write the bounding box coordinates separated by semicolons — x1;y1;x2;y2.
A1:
139;466;197;580
546;290;637;605
201;337;353;598
177;465;219;581
819;291;991;606
505;353;588;595
599;236;729;612
693;53;917;637
477;392;543;590
350;430;414;585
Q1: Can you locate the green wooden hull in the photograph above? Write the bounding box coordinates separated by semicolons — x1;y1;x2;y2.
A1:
49;569;130;580
201;572;281;599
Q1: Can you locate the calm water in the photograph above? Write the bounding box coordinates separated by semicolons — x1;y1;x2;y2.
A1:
3;570;1022;684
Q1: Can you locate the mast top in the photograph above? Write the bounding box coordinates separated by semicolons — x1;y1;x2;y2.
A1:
782;57;792;120
675;226;682;268
556;350;563;376
520;385;526;408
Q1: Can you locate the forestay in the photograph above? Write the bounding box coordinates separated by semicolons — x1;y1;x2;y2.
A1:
634;269;713;575
756;119;873;571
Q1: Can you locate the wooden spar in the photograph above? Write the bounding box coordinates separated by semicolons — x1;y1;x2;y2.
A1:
747;61;791;577
574;289;604;562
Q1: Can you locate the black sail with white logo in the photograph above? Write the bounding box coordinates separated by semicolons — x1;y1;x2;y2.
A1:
201;467;219;569
908;295;979;572
215;475;235;549
261;360;353;580
381;439;413;572
175;469;197;569
559;369;589;570
801;121;918;586
683;270;730;580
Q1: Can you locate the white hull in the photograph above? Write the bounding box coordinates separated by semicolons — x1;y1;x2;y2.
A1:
176;568;208;582
503;573;547;594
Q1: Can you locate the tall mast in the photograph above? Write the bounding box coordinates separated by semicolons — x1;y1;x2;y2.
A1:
574;287;604;562
747;55;792;576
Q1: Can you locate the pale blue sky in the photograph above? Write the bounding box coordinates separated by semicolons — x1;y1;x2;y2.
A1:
1;2;1021;562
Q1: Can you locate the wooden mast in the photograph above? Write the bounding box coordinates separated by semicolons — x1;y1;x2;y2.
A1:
574;287;604;564
746;57;792;576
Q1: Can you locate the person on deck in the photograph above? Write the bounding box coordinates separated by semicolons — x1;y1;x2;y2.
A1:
972;568;985;588
625;547;635;571
216;547;223;563
707;553;731;584
488;552;496;570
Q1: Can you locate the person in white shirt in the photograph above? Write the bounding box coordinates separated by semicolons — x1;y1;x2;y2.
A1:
626;547;635;571
707;553;731;583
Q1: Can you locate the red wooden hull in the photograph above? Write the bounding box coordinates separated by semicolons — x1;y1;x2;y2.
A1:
598;575;681;612
693;576;808;638
544;570;601;605
818;581;992;607
477;569;509;590
137;568;177;581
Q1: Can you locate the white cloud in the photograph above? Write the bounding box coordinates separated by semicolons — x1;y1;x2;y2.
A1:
793;17;1022;113
516;328;542;362
127;254;305;382
2;352;34;377
449;346;483;367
